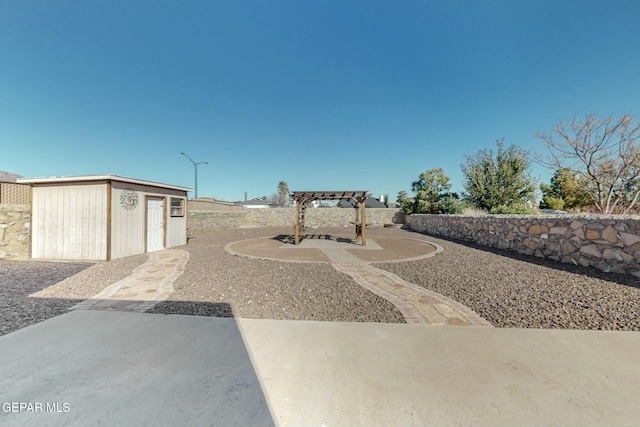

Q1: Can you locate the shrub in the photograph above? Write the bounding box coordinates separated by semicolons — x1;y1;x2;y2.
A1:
439;195;474;214
489;203;538;214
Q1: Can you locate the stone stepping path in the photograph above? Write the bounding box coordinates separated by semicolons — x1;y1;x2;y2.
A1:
332;262;492;327
70;249;189;313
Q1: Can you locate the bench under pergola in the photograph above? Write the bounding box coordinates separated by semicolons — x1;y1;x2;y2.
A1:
290;191;370;245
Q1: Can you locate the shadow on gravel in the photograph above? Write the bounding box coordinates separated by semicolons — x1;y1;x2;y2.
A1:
0;260;93;337
273;234;296;244
273;233;356;245
0;260;93;291
404;227;640;290
146;301;234;317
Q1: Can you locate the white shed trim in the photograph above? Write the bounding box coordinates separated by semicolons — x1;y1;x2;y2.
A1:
17;174;191;193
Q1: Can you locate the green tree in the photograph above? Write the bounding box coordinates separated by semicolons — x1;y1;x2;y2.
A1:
397;190;409;204
461;139;536;212
539;168;592;211
402;168;459;214
277;181;289;207
397;190;413;213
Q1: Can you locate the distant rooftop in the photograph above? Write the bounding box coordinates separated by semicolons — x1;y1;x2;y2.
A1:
0;170;24;183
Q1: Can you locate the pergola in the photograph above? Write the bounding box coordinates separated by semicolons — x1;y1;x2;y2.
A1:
290;191;370;245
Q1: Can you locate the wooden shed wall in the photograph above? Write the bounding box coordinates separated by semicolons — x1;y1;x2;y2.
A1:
31;183;107;260
110;181;187;259
166;209;187;249
110;181;145;259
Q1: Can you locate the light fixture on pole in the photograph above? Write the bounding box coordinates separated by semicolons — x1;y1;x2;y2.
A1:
180;152;208;199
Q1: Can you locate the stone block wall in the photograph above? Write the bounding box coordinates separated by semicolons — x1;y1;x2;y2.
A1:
405;214;640;278
0;204;30;259
0;183;30;205
188;208;404;232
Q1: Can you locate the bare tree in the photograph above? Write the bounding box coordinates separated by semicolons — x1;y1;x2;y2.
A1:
267;193;279;207
536;114;640;214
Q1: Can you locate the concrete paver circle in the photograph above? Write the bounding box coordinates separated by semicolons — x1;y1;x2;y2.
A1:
225;234;444;264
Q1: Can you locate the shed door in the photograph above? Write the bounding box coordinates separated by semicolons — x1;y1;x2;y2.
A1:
146;198;164;252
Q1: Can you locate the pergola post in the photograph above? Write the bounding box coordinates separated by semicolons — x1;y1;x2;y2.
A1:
295;200;301;245
360;196;367;246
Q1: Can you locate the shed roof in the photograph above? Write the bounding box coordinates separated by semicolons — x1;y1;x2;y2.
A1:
17;174;192;193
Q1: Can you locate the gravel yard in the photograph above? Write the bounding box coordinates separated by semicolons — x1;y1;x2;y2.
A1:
147;228;405;323
149;226;640;330
2;227;639;334
374;228;640;330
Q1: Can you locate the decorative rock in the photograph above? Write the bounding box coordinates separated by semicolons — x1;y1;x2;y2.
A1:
620;232;640;247
550;226;568;235
528;224;542;235
601;226;619;244
0;205;30;259
569;220;583;230
602;248;625;261
580;244;602;258
585;228;601;240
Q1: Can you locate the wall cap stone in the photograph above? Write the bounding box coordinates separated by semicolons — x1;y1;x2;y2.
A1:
408;213;640;220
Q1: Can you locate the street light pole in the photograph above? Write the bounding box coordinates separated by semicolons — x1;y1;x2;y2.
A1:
180;152;208;199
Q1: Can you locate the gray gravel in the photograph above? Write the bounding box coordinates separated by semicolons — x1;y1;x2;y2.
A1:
2;227;639;334
0;254;149;336
0;261;91;336
150;226;640;330
374;228;640;331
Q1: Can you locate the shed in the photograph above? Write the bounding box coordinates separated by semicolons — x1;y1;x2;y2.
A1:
17;175;191;261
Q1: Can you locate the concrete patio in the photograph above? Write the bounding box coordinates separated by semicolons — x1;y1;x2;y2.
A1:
1;310;639;426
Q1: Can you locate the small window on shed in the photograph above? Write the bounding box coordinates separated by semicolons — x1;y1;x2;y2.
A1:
171;198;185;217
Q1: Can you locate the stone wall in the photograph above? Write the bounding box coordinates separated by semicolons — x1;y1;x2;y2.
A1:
0;183;30;204
405;214;640;278
0;204;30;259
188;208;404;231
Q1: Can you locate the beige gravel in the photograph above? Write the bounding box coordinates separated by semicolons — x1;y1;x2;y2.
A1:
31;254;150;300
148;227;405;322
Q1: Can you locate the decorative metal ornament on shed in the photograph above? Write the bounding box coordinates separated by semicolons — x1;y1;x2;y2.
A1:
120;189;139;210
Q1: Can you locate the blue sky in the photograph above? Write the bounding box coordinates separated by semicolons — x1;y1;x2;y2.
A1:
1;0;639;202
